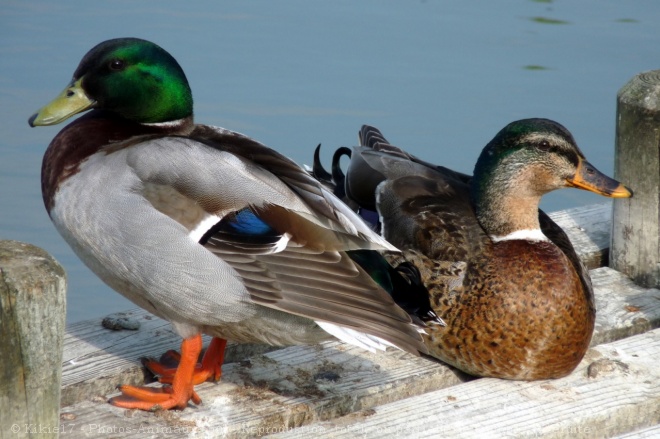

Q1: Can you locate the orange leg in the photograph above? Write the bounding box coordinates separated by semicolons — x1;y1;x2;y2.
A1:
143;337;227;385
109;334;209;410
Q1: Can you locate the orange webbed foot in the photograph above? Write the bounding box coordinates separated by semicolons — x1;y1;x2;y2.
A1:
109;384;200;410
108;335;227;411
142;337;227;385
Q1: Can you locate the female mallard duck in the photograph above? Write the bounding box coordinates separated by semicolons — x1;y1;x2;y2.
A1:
313;120;632;380
28;38;438;411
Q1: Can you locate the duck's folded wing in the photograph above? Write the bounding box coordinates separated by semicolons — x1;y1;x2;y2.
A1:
190;125;396;251
348;131;485;260
203;225;422;352
358;125;472;184
128;133;425;353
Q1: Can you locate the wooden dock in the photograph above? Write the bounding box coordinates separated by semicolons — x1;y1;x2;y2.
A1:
47;202;659;438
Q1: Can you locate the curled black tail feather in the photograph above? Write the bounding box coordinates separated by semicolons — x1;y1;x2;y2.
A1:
312;144;352;200
312;144;360;212
331;146;352;199
312;144;333;184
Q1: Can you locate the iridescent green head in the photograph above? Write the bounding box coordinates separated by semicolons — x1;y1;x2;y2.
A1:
29;38;193;126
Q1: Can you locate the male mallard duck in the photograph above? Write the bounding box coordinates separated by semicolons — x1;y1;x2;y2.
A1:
313;120;632;380
28;38;438;411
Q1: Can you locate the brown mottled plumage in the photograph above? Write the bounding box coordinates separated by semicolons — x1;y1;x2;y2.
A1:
313;120;632;380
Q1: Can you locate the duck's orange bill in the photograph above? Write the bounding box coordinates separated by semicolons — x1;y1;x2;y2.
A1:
566;158;633;198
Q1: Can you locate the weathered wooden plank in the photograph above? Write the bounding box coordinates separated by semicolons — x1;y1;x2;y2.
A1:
57;343;464;438
0;240;67;439
589;267;660;345
61;309;275;407
270;329;660;439
56;266;660;438
614;423;660;439
612;70;660;288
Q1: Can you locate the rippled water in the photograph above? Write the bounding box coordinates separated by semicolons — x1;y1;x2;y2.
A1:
1;0;658;322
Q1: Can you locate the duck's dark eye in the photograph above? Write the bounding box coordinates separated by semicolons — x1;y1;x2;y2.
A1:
109;59;125;71
538;140;552;151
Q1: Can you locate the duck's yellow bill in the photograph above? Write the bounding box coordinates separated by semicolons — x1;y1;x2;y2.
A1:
567;158;633;198
28;78;94;127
